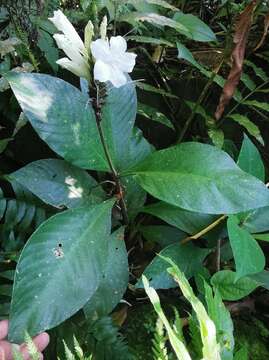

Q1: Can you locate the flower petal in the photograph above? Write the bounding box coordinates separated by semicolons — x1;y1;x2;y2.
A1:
108;65;128;88
53;34;87;66
49;10;84;53
110;36;127;54
57;57;89;80
94;59;112;83
90;39;110;62
112;52;137;73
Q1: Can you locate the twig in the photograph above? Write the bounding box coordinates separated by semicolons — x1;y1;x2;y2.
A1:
181;215;227;244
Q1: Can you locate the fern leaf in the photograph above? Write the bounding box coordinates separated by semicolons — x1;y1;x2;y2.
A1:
152;318;168;360
228;113;263;145
12;346;24;360
63;340;76;360
243;100;269;112
172;308;185;344
73;336;84;360
24;332;41;360
244;60;268;81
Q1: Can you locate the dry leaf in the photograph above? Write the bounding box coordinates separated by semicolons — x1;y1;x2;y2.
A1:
215;1;257;121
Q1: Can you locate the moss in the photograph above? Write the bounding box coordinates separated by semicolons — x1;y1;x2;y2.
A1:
234;317;269;360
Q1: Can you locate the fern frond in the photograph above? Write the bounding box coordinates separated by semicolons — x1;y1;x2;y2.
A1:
152;318;168;360
73;336;84;360
91;316;133;360
12;346;24;360
172;308;185;344
24;332;41;360
63;340;76;360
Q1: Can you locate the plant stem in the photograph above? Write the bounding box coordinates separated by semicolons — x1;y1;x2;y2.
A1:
93;89;129;225
216;238;221;272
181;215;227;244
176;60;223;144
219;79;269;125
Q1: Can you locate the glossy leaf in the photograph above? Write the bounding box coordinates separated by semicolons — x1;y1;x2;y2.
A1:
9;200;114;343
240;206;269;233
101;79;138;171
10;159;105;208
142;201;217;234
127;143;269;214
140;225;186;248
83;227;128;322
6;72;108;171
237;134;265;181
136;243;210;289
120;12;191;37
227;216;265;280
173;12;216;42
210;270;259;301
250;270;269;291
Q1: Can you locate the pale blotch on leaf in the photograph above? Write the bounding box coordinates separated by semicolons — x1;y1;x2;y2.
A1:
65;176;84;199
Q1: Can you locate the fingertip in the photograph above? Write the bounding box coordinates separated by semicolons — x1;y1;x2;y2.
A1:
33;332;50;352
0;320;9;340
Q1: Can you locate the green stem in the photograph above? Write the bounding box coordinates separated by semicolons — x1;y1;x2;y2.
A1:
176;62;222;144
220;79;269;123
93;88;129;225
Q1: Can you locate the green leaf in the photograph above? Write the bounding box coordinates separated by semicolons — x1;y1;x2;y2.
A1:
243;100;269;112
120;127;153;172
177;43;242;102
136;82;179;99
127;143;269;214
240;206;269;233
120;12;192;37
177;42;201;69
228;114;263;145
250;270;269;291
138;103;174;129
83;227;128;321
234;346;248;360
126;35;173;47
10;159;105;209
8;200;114;343
240;73;256;91
244;60;268;81
208;128;224;148
210;270;259;301
237;134;265;181
142;201;217;234
173;12;216;42
227;216;265;280
142;0;178;11
136;243;209;289
252;233;269;242
204;284;234;360
37;29;58;72
140;225;186;248
101;79;138;171
6;72;108;171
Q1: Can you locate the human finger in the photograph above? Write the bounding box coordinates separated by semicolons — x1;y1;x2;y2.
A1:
0;321;9;340
20;332;49;358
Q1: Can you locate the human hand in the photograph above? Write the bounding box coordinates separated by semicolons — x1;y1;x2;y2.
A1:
0;320;49;360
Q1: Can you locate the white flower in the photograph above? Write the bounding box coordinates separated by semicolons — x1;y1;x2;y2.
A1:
49;10;90;80
90;36;137;88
